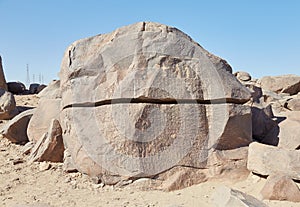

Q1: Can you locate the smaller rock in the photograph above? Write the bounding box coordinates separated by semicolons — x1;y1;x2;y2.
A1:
211;185;268;207
28;119;64;163
22;141;35;155
286;98;300;111
39;162;51;171
63;148;78;173
259;75;300;95
37;80;61;99
260;174;300;202
7;81;26;95
0;88;18;120
29;83;40;94
0;109;35;144
234;71;252;81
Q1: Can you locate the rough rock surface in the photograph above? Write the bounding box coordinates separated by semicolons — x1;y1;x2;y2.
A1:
27;98;61;142
211;185;268;207
260;174;300;202
286;98;300;111
37;80;61;99
0;88;18;120
0;55;8;90
28;119;64;163
259;75;300;95
59;22;252;184
234;71;252;81
247;142;300;179
0;109;35;144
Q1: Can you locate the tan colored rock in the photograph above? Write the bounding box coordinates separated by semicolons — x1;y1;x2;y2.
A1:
260;174;300;202
278;111;300;149
234;71;251;81
0;88;18;120
59;22;252;185
0;55;8;90
259;75;300;95
247;142;300;179
27;98;61;142
28;119;64;163
211;185;268;207
0;109;35;144
286;98;300;111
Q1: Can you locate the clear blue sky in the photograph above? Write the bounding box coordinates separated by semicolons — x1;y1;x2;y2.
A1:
0;0;299;85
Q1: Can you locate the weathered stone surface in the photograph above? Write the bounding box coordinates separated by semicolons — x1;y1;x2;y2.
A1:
0;56;8;90
63;148;78;173
37;84;47;94
278;111;300;149
286;98;300;111
211;185;268;207
59;22;252;184
234;71;251;81
247;142;300;179
27;98;61;142
7;81;26;95
259;75;300;95
28;119;64;163
0;109;35;144
37;80;61;99
0;88;18;120
260;174;300;202
251;107;279;146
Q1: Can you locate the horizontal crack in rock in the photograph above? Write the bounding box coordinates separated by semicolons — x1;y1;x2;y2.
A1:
62;97;248;110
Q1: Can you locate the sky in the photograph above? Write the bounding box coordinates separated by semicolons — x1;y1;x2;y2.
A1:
0;0;299;85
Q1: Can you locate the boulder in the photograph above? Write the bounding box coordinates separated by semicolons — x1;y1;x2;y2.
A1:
27;98;61;142
259;75;300;95
28;119;64;163
37;80;61;99
247;142;300;180
59;22;252;184
7;81;26;95
278;111;300;149
286;98;300;111
0;109;35;144
211;185;268;207
37;84;47;94
0;88;18;120
260;174;300;202
251;107;279;146
29;83;40;94
0;55;8;90
234;71;251;81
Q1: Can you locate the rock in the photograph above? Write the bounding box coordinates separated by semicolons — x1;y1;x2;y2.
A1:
37;80;61;99
251;107;279;146
39;162;51;171
278;111;300;149
259;75;300;95
0;56;8;90
29;83;40;94
247;142;300;179
0;88;18;120
37;84;47;94
234;71;251;81
286;98;300;111
260;174;300;202
63;148;78;173
211;185;268;207
7;81;26;95
22;141;35;155
28;119;64;163
0;109;35;144
59;22;252;185
27;98;61;142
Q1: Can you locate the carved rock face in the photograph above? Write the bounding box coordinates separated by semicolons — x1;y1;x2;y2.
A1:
59;22;252;184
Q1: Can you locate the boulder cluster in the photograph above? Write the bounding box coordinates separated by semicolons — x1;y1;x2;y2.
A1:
1;22;300;204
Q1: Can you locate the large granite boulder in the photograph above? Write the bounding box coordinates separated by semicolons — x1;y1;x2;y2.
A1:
259;75;300;95
59;22;252;184
0;56;8;90
7;81;26;95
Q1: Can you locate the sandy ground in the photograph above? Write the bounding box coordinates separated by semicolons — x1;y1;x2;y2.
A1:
0;95;300;207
